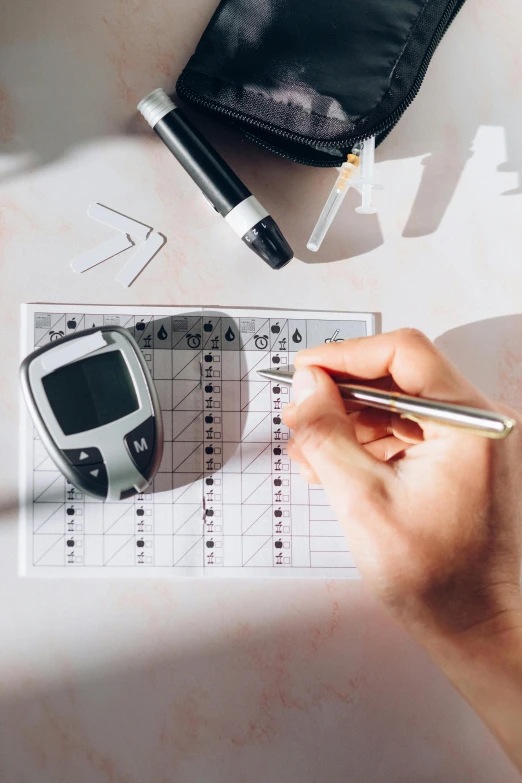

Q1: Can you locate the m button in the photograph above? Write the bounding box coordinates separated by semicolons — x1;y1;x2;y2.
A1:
125;417;156;474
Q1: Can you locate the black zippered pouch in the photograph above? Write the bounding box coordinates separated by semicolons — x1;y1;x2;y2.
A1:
177;0;466;167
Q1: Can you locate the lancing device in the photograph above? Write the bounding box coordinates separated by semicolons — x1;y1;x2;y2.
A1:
138;88;294;270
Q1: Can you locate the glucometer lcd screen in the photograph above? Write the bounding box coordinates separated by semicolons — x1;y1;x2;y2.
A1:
42;351;139;435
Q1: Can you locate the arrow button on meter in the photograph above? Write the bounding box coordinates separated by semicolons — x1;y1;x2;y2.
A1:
77;462;108;490
64;447;102;466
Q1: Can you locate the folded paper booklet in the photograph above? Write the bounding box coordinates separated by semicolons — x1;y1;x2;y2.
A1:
20;304;375;577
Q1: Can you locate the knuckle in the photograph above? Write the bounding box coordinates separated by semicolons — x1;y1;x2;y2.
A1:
397;327;431;347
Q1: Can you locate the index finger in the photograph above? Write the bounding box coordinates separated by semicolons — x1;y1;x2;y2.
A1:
294;329;487;407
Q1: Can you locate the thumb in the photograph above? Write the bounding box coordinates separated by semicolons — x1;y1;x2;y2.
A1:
292;367;390;511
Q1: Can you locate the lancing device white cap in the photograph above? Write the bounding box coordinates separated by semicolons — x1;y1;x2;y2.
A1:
138;88;177;128
137;87;294;270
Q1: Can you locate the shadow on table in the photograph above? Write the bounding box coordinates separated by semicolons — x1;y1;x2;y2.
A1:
2;0;520;264
0;580;516;783
435;314;522;412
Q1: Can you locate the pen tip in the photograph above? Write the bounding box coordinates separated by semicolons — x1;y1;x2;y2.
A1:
256;366;294;384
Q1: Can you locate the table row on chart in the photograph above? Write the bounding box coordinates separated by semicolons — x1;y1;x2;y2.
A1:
31;532;356;569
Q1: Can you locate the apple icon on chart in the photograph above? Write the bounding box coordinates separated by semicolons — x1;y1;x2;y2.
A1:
272;386;280;394
273;447;282;456
206;478;214;486
271;323;280;334
205;415;213;424
273;416;281;425
66;539;74;547
204;354;213;363
275;540;283;549
204;321;213;332
274;509;282;518
206;540;215;548
67;318;77;330
136;320;146;332
205;385;213;393
274;479;282;487
136;508;145;517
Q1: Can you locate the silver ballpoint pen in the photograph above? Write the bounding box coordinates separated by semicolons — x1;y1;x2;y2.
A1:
257;366;516;440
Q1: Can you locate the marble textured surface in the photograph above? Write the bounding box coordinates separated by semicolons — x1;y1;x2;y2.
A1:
1;0;522;780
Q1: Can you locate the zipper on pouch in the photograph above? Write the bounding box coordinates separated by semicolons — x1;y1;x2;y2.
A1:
177;0;466;166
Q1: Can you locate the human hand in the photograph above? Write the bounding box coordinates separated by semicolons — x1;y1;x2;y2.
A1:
283;329;522;644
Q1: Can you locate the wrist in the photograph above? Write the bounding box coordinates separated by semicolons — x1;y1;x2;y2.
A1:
404;580;522;656
423;603;522;718
426;603;522;664
422;603;522;770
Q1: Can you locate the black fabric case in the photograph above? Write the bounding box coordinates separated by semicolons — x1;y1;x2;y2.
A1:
177;0;466;166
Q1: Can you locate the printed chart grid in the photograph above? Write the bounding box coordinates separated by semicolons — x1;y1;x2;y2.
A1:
22;305;374;577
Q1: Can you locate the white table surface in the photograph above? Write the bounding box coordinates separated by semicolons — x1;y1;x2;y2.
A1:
1;0;522;780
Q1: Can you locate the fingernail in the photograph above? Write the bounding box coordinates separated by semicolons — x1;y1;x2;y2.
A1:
293;368;317;405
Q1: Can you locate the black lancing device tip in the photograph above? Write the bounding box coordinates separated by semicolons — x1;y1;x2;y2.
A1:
242;215;293;270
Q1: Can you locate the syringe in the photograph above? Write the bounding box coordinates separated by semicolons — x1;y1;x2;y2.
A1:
307;136;379;252
307;154;360;252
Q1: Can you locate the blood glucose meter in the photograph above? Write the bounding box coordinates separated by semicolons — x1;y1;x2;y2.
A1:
21;326;163;501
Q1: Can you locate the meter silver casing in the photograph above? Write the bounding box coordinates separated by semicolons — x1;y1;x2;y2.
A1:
20;327;163;502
